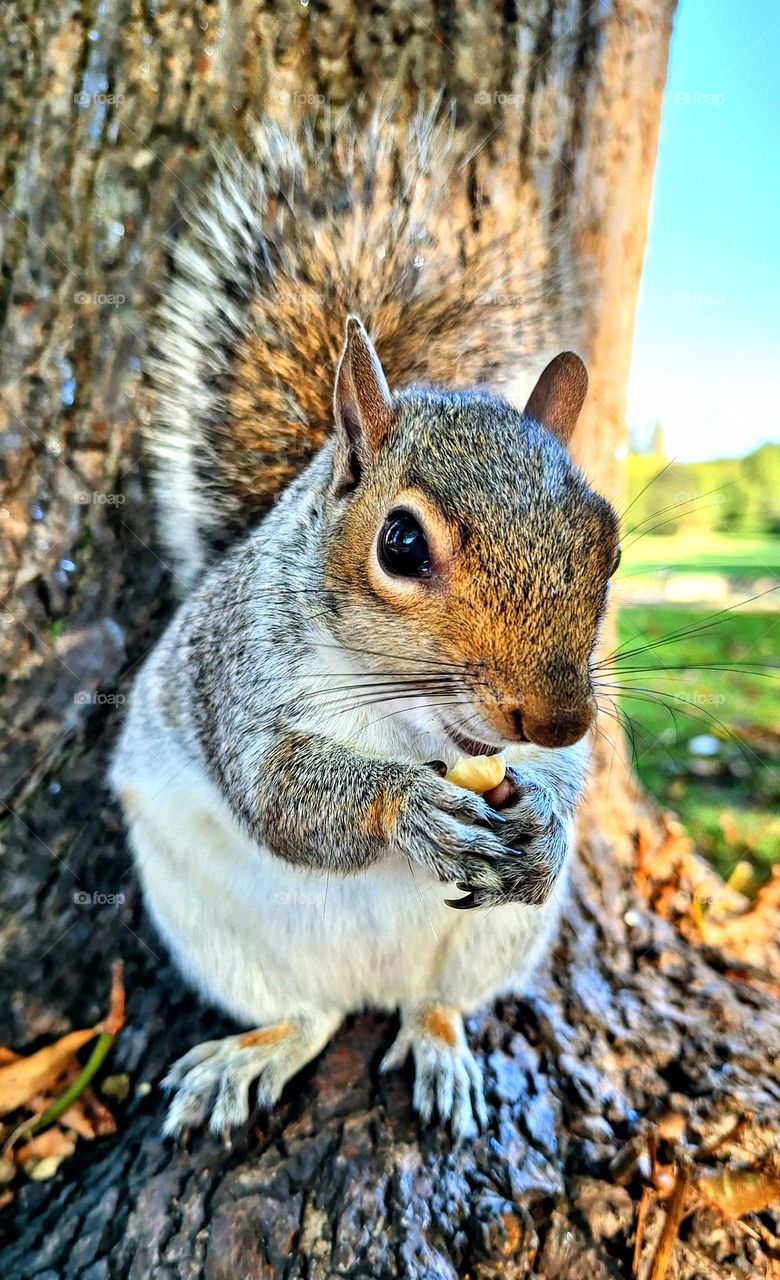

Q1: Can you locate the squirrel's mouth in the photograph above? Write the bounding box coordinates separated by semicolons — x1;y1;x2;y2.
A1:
443;724;504;758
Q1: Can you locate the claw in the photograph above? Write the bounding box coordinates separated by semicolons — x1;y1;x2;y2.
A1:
446;886;483;910
162;1014;340;1137
383;1006;487;1139
478;809;507;829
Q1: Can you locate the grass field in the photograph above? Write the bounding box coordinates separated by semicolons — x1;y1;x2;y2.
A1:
614;535;779;883
621;530;780;580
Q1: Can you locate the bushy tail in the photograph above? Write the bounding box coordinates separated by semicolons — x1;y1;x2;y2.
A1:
149;106;571;590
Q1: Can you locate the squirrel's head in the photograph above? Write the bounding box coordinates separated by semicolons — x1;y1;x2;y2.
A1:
320;317;620;754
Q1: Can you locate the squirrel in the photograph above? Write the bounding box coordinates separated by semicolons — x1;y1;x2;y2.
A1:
110;111;620;1140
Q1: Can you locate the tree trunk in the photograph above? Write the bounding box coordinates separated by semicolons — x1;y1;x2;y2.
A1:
2;3;779;1278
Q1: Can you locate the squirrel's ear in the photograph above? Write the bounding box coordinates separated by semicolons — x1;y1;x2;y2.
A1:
333;316;394;468
523;352;588;447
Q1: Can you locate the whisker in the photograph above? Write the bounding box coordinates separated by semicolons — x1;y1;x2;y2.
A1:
406;857;439;943
600;683;682;741
617;457;677;523
284;686;462;720
596;681;761;770
311;639;476;673
593;714;633;782
600;586;779;665
621;480;738;539
298;676;462;695
249;680;462;727
368;696;468;731
597;696;635;750
598;663;778;679
622;500;734;548
599;693;691;772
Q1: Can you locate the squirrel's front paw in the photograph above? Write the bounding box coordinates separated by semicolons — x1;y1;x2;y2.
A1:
464;768;570;908
395;768;519;899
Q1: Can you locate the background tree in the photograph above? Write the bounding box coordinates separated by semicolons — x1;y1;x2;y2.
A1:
2;2;778;1277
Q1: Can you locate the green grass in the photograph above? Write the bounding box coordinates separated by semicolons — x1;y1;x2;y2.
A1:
621;531;780;580
614;604;779;881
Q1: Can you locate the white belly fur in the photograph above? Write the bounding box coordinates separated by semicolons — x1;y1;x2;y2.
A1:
117;751;567;1028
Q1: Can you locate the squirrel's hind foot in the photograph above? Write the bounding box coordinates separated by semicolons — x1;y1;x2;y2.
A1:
161;1011;341;1138
380;1005;487;1141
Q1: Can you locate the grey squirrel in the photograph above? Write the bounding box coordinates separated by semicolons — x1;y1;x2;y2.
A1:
111;112;620;1139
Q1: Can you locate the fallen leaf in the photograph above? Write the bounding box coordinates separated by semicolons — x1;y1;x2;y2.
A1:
0;1027;99;1116
60;1087;117;1139
697;1164;780;1218
17;1126;77;1166
104;963;126;1037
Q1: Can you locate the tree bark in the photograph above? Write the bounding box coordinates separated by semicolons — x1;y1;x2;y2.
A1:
2;2;779;1278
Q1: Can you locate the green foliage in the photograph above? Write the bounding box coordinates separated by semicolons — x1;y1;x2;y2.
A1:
626;443;780;537
624;530;779;580
615;604;779;880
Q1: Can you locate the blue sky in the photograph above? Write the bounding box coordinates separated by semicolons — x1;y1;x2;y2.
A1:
626;0;780;461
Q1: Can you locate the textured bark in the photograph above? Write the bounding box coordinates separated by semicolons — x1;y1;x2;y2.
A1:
2;3;779;1278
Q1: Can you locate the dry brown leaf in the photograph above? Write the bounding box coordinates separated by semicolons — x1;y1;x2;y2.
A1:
695;867;780;977
634;1123;780;1280
16;1126;77;1166
19;1059;116;1140
0;1027;99;1116
59;1087;117;1139
635;815;780;979
697;1164;780;1219
104;960;126;1037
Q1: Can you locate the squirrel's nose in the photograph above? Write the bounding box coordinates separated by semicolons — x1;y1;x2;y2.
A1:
521;702;595;749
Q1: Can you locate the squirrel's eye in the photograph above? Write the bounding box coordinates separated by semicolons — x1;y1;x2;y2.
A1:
379;510;431;578
609;546;622;577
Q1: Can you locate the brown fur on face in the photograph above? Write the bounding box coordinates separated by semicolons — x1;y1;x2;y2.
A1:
322;388;619;751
